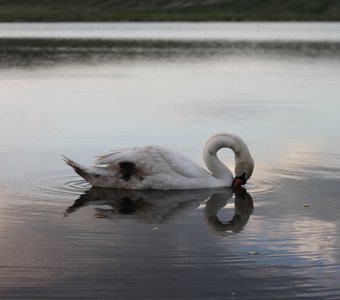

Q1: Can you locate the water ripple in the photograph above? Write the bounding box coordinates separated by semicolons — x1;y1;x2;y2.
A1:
246;178;276;198
27;171;90;199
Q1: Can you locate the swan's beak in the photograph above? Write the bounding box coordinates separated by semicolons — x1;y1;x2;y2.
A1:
232;172;247;188
233;177;245;188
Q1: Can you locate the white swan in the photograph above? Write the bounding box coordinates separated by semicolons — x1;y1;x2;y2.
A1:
63;133;254;190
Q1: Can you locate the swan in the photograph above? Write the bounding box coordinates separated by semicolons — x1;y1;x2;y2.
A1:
62;133;254;190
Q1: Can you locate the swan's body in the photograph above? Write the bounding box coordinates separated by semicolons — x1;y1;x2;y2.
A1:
63;133;254;190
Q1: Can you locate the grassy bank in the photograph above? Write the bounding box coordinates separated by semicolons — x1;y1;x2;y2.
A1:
0;0;339;22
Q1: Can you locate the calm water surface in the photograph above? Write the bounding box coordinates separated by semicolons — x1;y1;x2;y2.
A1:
0;22;340;41
0;23;340;299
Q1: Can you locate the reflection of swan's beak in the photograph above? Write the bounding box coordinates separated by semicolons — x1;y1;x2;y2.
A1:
233;186;247;197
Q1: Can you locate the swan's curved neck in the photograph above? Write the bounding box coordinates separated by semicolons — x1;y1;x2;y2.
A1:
203;134;250;182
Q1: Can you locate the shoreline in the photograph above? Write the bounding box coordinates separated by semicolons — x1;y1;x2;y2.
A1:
1;18;339;23
0;0;339;22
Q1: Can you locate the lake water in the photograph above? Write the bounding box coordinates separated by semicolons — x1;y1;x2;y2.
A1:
0;22;340;299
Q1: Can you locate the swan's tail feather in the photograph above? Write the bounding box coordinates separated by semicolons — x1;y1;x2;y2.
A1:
62;155;90;180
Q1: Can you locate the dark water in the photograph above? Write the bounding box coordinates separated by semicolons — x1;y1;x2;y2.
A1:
0;23;340;299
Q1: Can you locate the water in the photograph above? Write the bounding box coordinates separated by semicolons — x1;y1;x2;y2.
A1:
0;22;340;299
0;22;340;41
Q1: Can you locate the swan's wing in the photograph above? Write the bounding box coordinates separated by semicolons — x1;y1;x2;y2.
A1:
94;146;208;178
157;147;209;178
94;147;150;166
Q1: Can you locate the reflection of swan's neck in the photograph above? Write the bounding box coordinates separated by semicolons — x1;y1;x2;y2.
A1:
204;188;253;234
203;134;248;182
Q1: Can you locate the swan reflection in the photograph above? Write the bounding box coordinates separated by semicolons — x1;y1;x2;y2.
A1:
65;187;253;233
204;187;253;233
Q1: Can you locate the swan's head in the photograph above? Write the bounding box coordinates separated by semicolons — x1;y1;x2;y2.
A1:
233;156;254;188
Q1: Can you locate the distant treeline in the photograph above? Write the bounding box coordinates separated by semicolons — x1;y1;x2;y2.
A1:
0;0;339;22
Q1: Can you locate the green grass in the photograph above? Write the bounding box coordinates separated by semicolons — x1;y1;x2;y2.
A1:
0;0;339;22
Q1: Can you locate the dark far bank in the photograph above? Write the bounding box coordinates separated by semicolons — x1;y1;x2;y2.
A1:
0;0;339;22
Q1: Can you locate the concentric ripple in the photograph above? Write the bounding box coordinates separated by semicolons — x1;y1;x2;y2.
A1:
25;170;90;200
245;178;276;198
28;172;275;200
